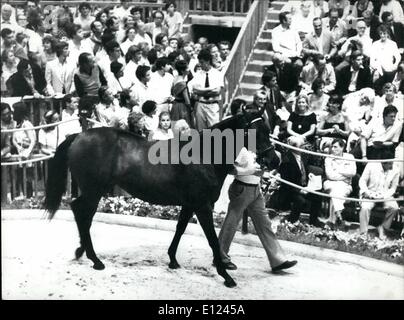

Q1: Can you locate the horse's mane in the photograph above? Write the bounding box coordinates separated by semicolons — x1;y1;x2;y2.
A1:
210;111;262;131
110;127;149;141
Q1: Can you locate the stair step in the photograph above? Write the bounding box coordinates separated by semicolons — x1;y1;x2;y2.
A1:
238;82;263;96
270;1;287;11
246;59;273;72
265;19;279;29
256;38;272;50
252;49;274;61
267;10;281;21
242;71;263;83
261;29;272;39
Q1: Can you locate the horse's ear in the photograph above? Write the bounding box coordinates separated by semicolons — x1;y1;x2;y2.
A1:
241;102;248;114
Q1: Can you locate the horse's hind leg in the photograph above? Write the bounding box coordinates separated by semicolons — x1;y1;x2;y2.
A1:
71;194;104;270
168;206;193;269
195;206;237;288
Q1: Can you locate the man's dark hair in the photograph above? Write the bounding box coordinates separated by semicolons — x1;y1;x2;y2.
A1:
1;28;13;40
105;16;118;29
155;57;169;71
383;105;398;118
136;65;150;81
101;32;115;47
262;70;276;85
147;48;159;65
218;40;231;49
230;98;247;115
105;40;120;55
165;1;177;11
17;59;30;73
55;41;69;57
78;2;91;12
66;23;82;39
331;138;346;149
381;11;393;23
350;50;363;62
175;59;188;75
197;48;212;63
110;61;123;75
1;102;11;113
311;77;325;93
313;53;325;65
278;11;290;24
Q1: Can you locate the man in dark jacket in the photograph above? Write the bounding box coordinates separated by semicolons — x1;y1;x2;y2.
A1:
6;59;47;97
264;53;299;95
336;50;372;96
278;136;324;227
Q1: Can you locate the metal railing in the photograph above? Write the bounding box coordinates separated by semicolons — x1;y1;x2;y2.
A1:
2;1;165;23
1;96;74;204
222;0;269;108
177;0;254;16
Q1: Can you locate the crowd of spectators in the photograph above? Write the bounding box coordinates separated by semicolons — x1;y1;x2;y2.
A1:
1;0;403;238
250;0;404;237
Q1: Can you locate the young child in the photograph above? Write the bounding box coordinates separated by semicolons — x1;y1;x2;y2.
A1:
149;111;174;141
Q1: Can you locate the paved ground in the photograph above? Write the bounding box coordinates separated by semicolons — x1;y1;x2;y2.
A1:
2;212;404;300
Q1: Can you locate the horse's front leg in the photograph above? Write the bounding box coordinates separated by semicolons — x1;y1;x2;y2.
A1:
195;206;237;288
168;206;193;269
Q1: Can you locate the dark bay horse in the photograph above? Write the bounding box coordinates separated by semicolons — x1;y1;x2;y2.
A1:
44;110;279;287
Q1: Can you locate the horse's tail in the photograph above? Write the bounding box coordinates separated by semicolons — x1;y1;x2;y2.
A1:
44;134;78;220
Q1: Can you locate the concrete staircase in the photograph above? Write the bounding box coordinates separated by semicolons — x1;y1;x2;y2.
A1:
234;0;287;103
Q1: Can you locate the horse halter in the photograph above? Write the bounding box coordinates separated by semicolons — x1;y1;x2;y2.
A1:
242;115;274;157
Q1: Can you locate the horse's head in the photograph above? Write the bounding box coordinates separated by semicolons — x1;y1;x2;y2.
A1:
239;109;280;170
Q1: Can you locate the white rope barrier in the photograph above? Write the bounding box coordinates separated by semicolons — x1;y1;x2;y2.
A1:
266;172;404;203
269;138;404;163
1;155;53;166
1;117;80;133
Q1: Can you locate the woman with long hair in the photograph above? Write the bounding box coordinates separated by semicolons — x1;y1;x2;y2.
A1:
38;35;57;70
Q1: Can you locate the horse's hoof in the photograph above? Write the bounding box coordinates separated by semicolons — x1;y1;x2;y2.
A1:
224;279;237;288
168;261;181;269
93;262;105;270
75;247;85;260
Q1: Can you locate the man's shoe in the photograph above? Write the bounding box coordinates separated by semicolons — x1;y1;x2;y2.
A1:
212;261;238;270
272;260;297;273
